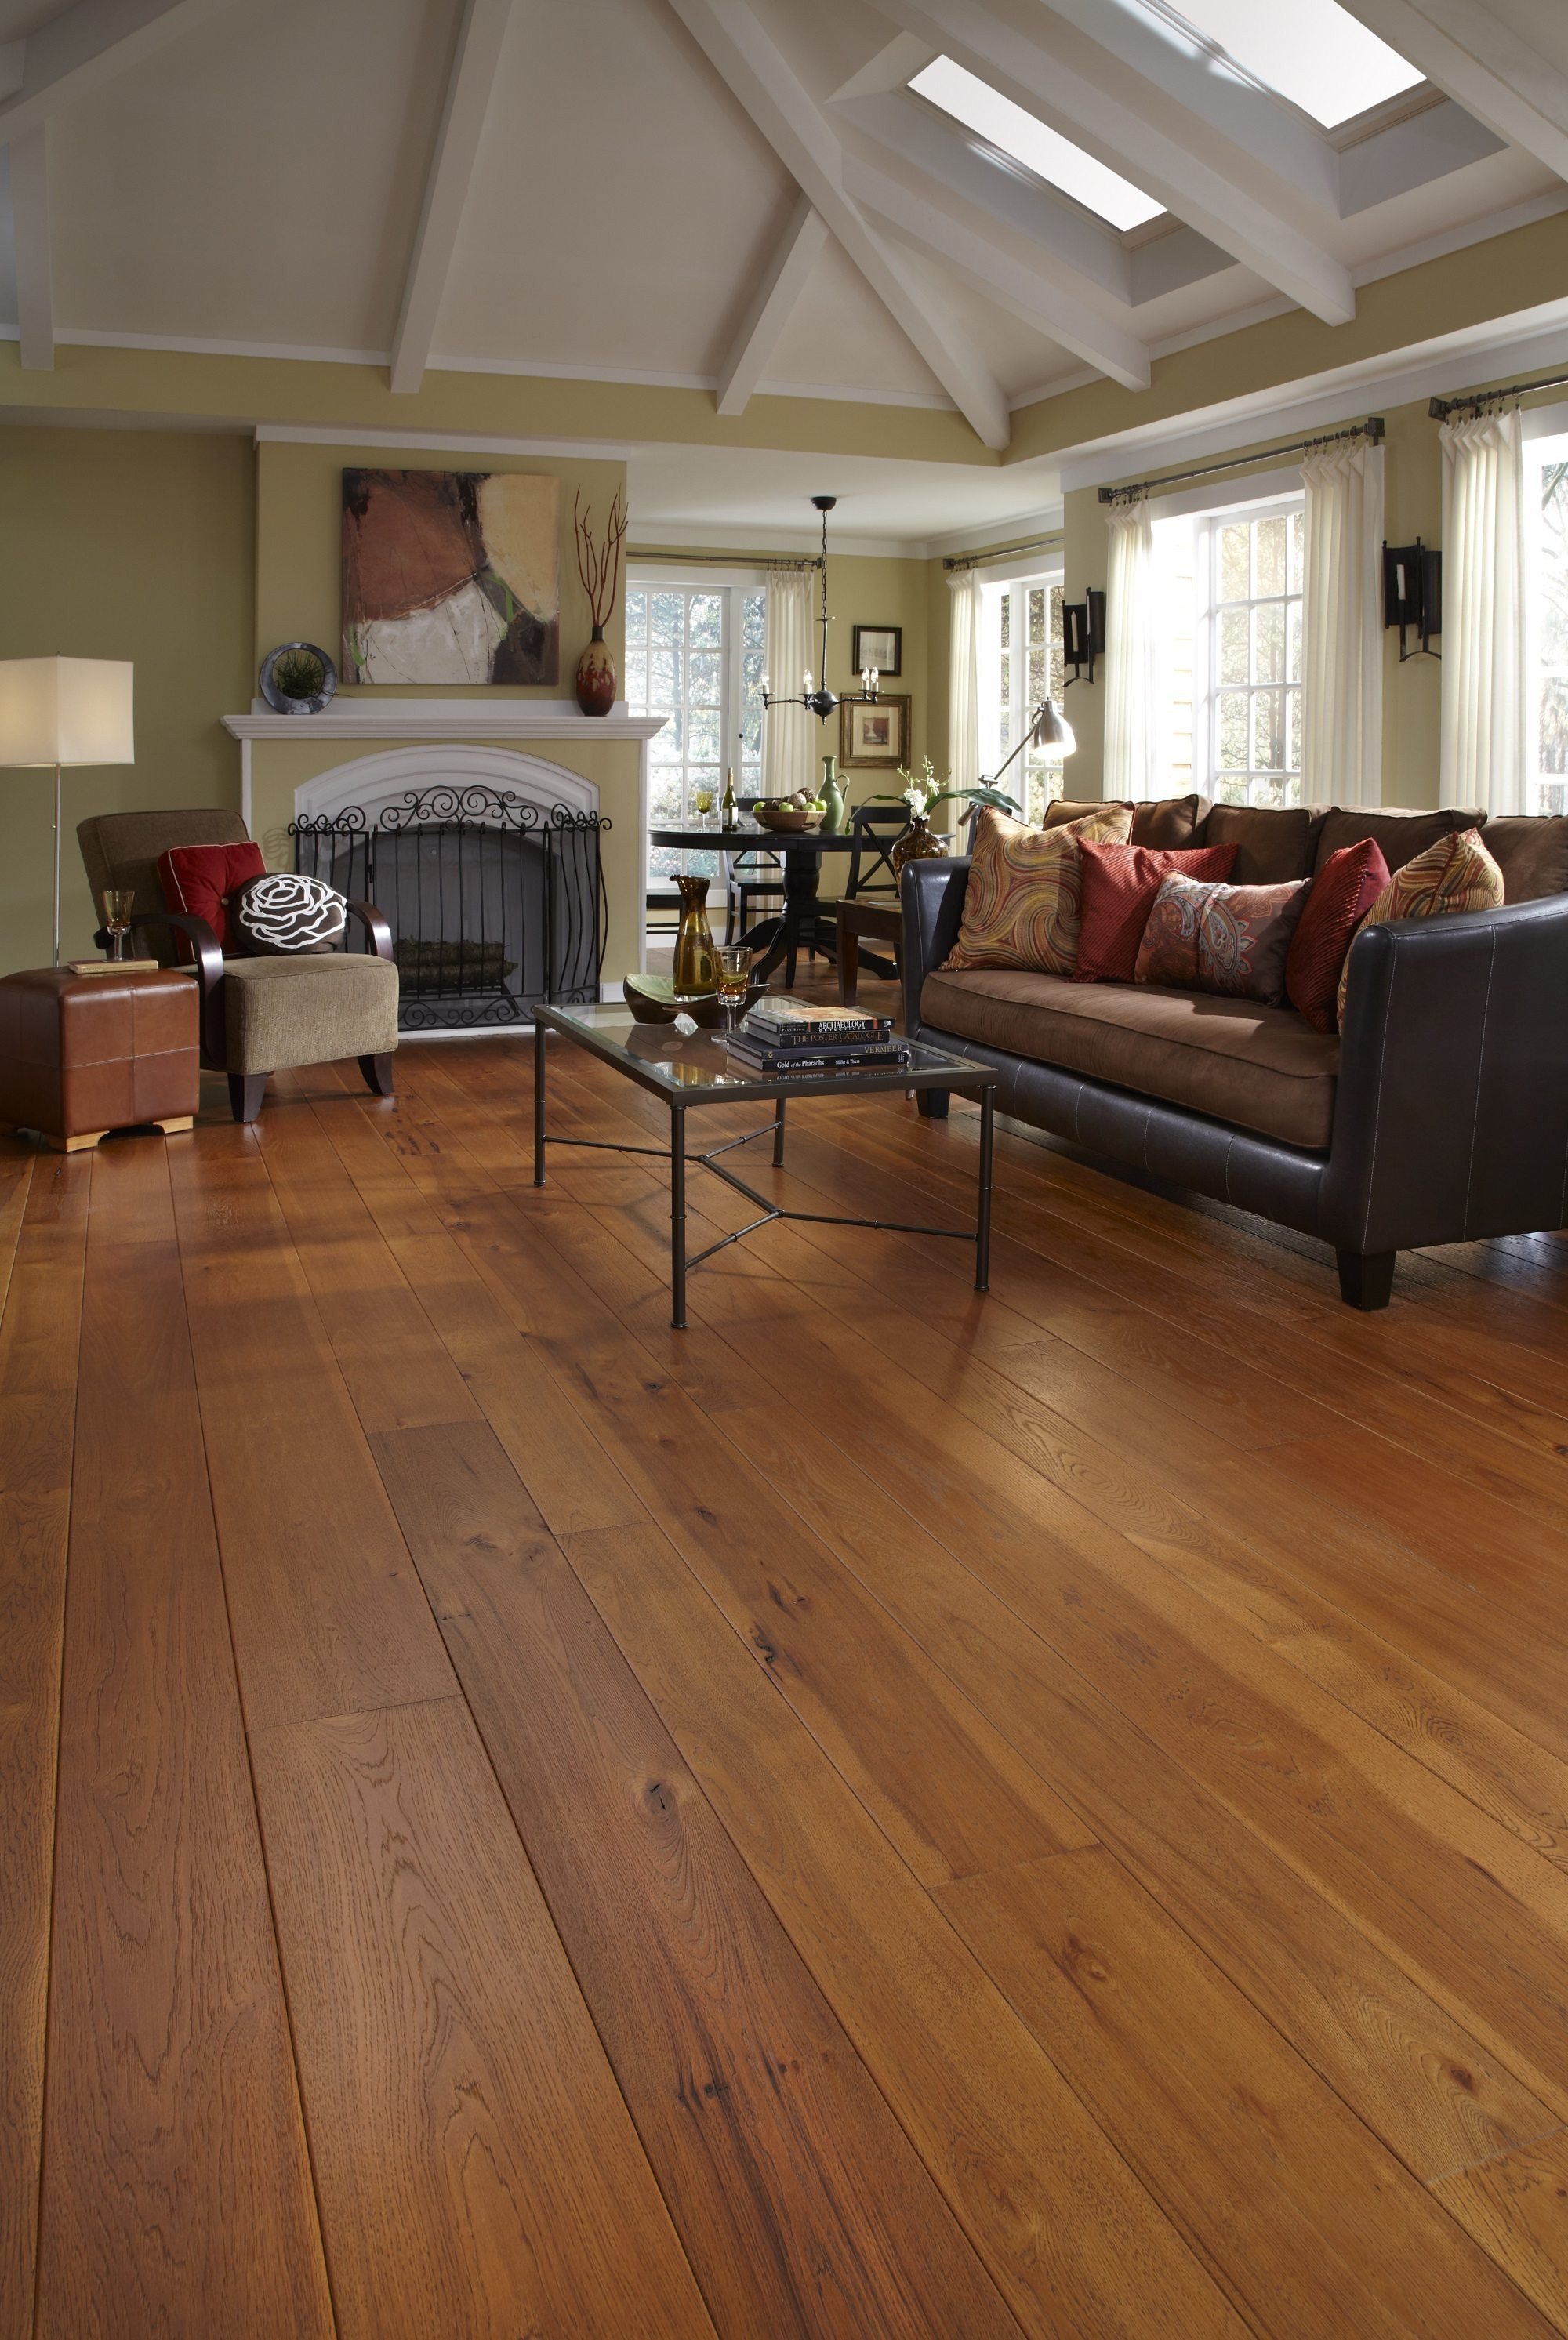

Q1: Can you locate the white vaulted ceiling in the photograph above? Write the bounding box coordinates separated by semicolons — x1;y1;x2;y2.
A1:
2;0;1567;527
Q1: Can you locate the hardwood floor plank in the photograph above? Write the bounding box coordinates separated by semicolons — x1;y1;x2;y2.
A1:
350;1068;1090;1888
935;1847;1554;2338
0;1157;74;2340
249;1689;716;2340
36;1151;333;2339
167;1130;456;1731
563;1518;1249;2340
372;1416;1028;2340
1432;2133;1568;2331
689;1387;1552;2183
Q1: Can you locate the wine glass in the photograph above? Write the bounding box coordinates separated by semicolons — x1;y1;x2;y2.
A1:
100;887;135;962
713;943;753;1040
692;785;715;818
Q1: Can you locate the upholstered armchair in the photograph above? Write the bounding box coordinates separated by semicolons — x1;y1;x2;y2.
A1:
78;809;399;1122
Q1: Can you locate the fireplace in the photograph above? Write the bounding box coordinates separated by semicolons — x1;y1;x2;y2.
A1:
291;782;608;1030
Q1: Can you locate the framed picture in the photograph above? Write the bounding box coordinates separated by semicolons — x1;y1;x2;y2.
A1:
840;692;910;769
342;467;560;684
851;623;902;677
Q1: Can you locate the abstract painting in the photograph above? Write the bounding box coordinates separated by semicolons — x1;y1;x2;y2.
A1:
342;468;560;684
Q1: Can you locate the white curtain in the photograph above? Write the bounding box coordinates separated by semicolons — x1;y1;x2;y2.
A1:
1301;440;1384;807
761;565;815;800
1440;407;1526;814
1104;497;1156;799
947;568;980;792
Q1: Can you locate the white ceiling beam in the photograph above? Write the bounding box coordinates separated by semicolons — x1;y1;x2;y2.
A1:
874;0;1357;325
715;197;829;416
9;124;53;369
666;0;1011;450
390;0;514;396
0;0;243;143
827;32;936;106
1336;0;1568;182
844;153;1151;388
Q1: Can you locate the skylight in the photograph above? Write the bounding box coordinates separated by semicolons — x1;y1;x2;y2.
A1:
1170;0;1423;129
909;56;1164;233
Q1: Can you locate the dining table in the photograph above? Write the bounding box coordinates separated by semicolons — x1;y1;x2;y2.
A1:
648;817;896;987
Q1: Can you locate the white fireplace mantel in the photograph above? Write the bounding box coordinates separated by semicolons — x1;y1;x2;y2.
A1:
222;698;665;743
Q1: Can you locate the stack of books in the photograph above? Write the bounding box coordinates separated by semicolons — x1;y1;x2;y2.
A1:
727;996;908;1078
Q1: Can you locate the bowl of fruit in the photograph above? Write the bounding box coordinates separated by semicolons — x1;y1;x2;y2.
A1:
753;790;826;833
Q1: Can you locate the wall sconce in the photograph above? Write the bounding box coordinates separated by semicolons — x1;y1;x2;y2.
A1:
1382;540;1442;661
1062;589;1105;687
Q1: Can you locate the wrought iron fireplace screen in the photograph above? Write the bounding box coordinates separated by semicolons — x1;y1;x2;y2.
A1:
291;783;610;1031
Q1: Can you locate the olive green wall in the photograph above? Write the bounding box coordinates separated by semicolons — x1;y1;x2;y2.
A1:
257;440;628;698
0;426;254;970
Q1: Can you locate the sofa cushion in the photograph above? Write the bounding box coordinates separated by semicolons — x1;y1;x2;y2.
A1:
1337;825;1505;1025
1286;837;1390;1032
1134;873;1309;1004
942;802;1134;974
230;869;347;956
1313;804;1485;876
921;965;1339;1149
1076;841;1238;982
1478;814;1568;902
1044;794;1210;848
1201;804;1322;884
223;951;399;1075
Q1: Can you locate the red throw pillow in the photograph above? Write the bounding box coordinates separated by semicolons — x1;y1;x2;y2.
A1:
158;841;266;956
1285;838;1390;1032
1074;841;1238;982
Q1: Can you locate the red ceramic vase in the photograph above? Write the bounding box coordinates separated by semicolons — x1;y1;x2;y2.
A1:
575;625;616;717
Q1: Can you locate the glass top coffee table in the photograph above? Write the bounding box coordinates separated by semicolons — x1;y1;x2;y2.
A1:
532;1002;997;1329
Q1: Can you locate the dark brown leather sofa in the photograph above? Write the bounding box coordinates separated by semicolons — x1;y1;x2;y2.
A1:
901;798;1568;1308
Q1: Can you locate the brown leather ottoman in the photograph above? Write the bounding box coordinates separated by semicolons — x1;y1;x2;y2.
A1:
0;967;199;1152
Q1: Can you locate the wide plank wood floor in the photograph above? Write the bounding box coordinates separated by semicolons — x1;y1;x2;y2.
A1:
9;976;1568;2337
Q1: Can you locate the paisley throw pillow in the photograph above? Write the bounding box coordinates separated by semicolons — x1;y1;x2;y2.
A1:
1336;827;1504;1027
1134;873;1310;1004
942;803;1134;975
229;870;347;956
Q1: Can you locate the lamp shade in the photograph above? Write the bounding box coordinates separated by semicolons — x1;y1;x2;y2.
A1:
1031;698;1076;756
0;656;135;766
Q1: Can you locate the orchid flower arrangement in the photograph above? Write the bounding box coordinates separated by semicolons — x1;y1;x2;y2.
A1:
871;756;1021;826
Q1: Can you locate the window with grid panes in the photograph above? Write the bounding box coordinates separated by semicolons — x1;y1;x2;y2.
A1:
1526;433;1568;814
623;580;766;894
1201;500;1305;808
979;574;1066;825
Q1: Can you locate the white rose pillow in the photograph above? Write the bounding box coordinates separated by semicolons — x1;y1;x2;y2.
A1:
228;870;347;956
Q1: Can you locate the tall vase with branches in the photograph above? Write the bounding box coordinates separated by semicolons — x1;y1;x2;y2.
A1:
573;487;629;717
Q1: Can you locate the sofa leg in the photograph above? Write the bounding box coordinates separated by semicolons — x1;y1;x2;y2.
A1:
1337;1249;1396;1311
228;1072;267;1124
359;1051;395;1099
916;1088;950;1120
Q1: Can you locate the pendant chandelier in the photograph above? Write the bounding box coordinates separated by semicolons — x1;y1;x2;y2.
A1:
760;495;882;723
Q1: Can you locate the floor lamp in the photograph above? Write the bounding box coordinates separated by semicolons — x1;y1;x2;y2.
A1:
0;657;136;966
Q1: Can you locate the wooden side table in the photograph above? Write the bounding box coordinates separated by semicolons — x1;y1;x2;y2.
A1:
0;966;200;1152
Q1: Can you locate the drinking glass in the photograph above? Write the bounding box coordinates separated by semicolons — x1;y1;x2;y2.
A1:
101;887;136;962
692;785;715;818
713;943;752;1039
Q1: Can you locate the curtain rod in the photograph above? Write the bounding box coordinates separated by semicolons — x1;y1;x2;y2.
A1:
1429;368;1568;421
943;531;1064;571
627;550;817;569
1095;415;1384;505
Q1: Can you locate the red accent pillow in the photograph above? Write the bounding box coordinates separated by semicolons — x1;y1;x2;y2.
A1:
158;842;266;957
1285;838;1390;1032
1074;841;1238;982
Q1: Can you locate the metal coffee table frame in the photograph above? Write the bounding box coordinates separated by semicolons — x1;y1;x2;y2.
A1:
532;1003;996;1329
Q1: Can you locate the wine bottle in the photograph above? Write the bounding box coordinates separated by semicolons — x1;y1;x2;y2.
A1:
721;767;739;829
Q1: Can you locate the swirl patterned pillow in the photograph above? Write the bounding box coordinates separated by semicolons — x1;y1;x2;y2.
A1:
1134;872;1310;1004
942;803;1134;975
228;870;347;956
1336;826;1504;1026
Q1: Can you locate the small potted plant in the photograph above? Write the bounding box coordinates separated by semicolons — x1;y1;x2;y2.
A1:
873;757;1020;876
